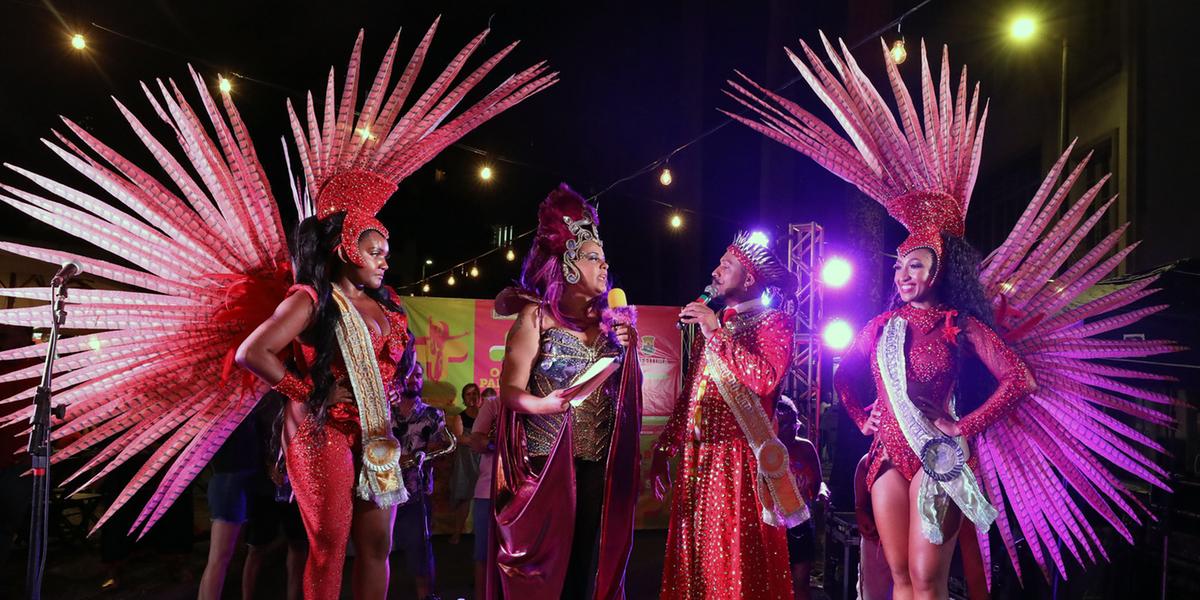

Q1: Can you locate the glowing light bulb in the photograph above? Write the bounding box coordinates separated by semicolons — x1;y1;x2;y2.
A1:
479;165;494;181
747;231;770;247
505;248;516;262
890;39;908;64
469;265;479;278
823;319;854;351
448;274;457;286
421;283;431;293
821;257;853;288
659;167;673;186
218;76;232;93
1010;15;1037;41
70;34;86;50
669;213;683;229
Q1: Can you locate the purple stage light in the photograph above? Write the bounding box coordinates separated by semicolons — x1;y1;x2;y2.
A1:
822;319;854;351
746;231;770;247
821;257;853;288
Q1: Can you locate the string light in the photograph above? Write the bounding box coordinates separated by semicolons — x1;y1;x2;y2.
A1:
669;213;683;229
218;76;232;93
70;34;87;50
890;38;907;64
447;274;457;286
505;248;516;262
469;264;479;278
422;282;431;293
659;167;673;186
479;165;494;181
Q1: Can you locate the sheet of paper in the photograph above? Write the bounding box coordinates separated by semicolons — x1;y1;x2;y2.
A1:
560;356;619;407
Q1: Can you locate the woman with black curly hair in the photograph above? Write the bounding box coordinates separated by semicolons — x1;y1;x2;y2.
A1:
834;233;1035;600
237;192;413;600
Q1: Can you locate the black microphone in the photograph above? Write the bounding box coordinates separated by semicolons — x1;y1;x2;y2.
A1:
50;260;83;286
677;285;717;329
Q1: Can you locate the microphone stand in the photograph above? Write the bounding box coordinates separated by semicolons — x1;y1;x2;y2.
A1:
26;278;69;600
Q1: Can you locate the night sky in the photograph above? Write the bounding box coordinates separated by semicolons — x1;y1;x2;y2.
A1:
1;0;1196;307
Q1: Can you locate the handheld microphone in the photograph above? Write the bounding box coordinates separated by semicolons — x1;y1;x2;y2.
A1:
677;284;717;329
51;260;83;286
607;287;628;309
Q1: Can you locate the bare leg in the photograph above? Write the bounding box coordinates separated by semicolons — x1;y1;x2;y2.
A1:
906;472;962;600
242;542;270;599
350;498;396;600
199;520;243;600
872;468;913;600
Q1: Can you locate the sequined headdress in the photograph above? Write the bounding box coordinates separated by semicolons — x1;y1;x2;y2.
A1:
290;20;558;265
724;35;983;280
727;231;797;296
533;184;602;284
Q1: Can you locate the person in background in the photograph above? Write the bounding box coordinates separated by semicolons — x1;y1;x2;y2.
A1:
469;387;500;596
776;395;830;600
448;382;482;545
855;451;893;600
392;360;449;600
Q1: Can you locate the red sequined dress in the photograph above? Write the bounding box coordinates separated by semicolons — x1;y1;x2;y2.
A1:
834;304;1034;491
284;284;410;600
656;304;795;600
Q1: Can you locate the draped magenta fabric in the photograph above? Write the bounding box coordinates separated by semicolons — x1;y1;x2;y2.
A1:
487;347;643;599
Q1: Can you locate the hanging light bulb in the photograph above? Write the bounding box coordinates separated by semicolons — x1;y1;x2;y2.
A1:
421;282;431;293
469;264;480;278
659;167;673;186
890;38;908;64
70;33;87;50
505;248;516;262
218;76;233;93
669;213;683;229
479;165;494;181
447;274;457;286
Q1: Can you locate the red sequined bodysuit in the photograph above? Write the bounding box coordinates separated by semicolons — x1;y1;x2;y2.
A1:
284;284;409;600
657;304;795;600
834;304;1033;491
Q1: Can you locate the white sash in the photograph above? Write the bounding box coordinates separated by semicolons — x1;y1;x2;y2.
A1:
876;316;996;544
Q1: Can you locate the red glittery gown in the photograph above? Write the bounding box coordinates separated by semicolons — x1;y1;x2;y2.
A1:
834;304;1034;491
283;284;410;600
657;305;795;600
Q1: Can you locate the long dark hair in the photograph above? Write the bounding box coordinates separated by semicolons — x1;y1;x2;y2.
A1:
889;235;996;410
292;212;402;426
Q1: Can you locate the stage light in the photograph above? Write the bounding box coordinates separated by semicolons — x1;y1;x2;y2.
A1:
357;126;375;141
70;34;86;50
469;265;479;278
821;257;853;288
890;39;908;64
421;282;431;293
669;213;683;229
760;290;772;307
218;76;232;93
659;167;673;186
1010;15;1037;42
505;248;516;262
747;231;770;247
448;274;457;286
822;319;854;351
479;165;494;181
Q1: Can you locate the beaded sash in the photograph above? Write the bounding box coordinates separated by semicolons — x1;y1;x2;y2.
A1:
705;346;810;528
877;316;996;543
330;288;408;508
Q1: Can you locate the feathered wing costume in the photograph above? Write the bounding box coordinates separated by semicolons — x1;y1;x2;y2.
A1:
724;34;1179;584
0;19;555;537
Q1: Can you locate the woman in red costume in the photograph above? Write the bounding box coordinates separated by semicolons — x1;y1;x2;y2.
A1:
237;175;413;600
488;184;642;599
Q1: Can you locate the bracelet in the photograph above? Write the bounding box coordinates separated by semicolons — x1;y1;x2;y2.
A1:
273;371;313;404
